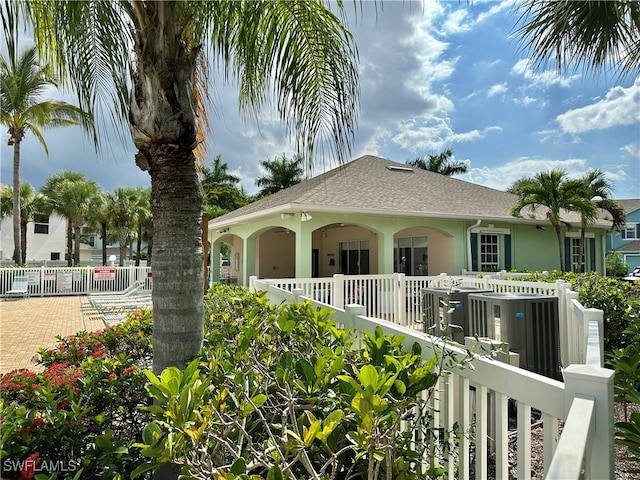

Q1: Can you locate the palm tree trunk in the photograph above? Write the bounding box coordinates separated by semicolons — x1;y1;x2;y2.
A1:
554;224;565;272
20;221;27;264
101;222;108;266
149;144;204;375
12;141;22;264
136;223;142;266
119;226;127;266
73;224;81;265
66;221;73;266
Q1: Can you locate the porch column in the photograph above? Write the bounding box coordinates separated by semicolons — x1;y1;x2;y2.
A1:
243;237;257;286
210;241;221;284
377;230;395;275
295;224;313;278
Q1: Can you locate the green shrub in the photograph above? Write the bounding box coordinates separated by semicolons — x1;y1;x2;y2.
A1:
0;311;153;479
606;252;630;277
133;287;456;479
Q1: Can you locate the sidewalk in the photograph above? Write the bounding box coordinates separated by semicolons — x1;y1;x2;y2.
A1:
0;296;105;373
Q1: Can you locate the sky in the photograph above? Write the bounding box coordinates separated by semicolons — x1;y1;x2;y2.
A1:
2;0;639;199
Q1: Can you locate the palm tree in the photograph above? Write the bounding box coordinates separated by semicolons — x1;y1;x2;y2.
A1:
200;155;248;216
84;190;114;266
41;171;99;266
406;149;468;176
18;1;358;377
0;44;90;264
0;182;51;263
515;0;640;79
573;170;626;272
201;155;240;187
108;187;141;267
132;187;151;266
509;169;584;271
255;153;305;198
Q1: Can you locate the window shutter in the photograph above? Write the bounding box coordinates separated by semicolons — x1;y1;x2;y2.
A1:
636;224;640;238
564;237;572;272
504;234;512;271
589;238;596;271
622;228;627;239
471;233;478;271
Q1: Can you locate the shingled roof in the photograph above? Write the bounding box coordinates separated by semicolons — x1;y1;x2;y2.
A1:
615;199;640;215
209;155;607;227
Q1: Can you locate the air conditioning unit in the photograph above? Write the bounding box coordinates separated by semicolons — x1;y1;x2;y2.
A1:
421;287;492;343
467;292;561;380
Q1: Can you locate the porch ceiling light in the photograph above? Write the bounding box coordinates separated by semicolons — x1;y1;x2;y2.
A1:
218;228;229;233
301;212;312;222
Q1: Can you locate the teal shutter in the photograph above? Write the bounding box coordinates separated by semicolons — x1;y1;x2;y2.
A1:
504;234;512;271
564;237;572;272
589;238;596;271
471;233;478;271
637;224;640;237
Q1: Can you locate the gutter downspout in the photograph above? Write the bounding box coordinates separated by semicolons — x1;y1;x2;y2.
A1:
467;219;482;272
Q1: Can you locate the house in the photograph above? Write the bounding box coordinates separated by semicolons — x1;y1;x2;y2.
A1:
207;155;614;286
0;213;68;264
606;198;640;273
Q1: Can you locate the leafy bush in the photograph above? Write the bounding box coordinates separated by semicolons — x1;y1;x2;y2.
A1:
606;252;630;277
133;286;454;479
525;271;640;352
0;310;153;479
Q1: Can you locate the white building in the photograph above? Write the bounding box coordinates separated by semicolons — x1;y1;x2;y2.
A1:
0;213;68;263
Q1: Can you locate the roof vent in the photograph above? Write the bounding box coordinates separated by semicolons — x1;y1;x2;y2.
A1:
386;165;414;172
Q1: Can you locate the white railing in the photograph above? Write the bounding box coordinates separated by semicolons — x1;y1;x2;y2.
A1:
0;266;152;297
251;275;614;480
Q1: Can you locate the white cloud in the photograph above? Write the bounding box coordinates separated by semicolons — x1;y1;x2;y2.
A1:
391;115;501;153
442;9;472;35
556;78;640;134
487;83;508;97
464;157;591;190
511;58;579;88
514;95;536;106
621;142;640;158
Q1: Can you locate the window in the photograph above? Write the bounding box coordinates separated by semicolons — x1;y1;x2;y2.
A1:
570;238;582;273
480;234;499;272
339;240;369;275
50;252;60;261
394;236;428;276
624;225;638;239
88;235;96;247
33;214;49;234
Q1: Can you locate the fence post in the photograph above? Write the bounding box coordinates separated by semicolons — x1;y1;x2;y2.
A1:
293;288;305;302
396;273;406;326
333;274;345;309
562;364;614;480
583;308;604;367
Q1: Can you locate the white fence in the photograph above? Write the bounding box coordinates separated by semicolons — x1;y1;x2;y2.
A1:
0;266;152;297
252;273;614;479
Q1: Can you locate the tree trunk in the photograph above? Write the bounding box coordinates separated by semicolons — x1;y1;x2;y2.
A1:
73;224;81;265
554;225;565;272
119;225;128;266
101;222;108;266
66;221;73;266
136;223;142;266
149;143;203;375
20;221;28;264
12;140;22;264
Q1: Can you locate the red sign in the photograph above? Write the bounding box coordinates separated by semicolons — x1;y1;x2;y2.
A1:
94;267;116;281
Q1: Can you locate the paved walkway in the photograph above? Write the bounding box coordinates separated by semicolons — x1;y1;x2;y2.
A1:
0;296;105;373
